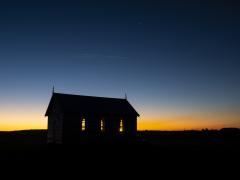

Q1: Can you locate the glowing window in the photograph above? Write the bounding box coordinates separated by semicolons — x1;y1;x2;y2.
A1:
119;119;124;132
81;118;86;131
101;119;104;132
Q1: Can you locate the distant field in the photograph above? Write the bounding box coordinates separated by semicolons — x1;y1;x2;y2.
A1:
0;129;239;174
0;130;47;148
0;129;239;149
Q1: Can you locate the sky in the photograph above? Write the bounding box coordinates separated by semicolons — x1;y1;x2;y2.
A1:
0;0;240;131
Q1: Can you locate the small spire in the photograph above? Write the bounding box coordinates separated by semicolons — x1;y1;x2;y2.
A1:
125;93;127;100
52;86;55;94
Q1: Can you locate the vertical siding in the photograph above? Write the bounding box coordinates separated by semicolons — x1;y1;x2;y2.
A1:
105;115;120;135
123;116;137;135
48;111;138;143
47;116;54;143
47;102;64;144
54;114;63;143
62;115;81;143
85;115;101;134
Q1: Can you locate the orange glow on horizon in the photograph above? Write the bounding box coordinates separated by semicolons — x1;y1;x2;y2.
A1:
0;108;240;131
0;109;47;131
137;113;240;131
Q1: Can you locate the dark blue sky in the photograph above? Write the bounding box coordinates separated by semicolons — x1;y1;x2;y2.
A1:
0;0;240;130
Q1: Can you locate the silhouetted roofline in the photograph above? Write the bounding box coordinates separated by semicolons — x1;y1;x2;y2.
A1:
45;92;140;117
53;92;127;101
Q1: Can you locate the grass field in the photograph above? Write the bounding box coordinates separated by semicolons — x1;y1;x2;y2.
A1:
0;129;239;176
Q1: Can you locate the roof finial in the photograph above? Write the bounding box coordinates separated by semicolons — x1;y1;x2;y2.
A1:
125;93;127;100
52;86;55;94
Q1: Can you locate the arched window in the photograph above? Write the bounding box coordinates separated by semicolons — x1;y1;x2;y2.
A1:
81;118;86;131
119;119;124;133
100;119;104;132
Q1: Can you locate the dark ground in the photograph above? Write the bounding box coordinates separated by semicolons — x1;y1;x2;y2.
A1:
0;129;239;177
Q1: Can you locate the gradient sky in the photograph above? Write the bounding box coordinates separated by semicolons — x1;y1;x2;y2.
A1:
0;0;240;130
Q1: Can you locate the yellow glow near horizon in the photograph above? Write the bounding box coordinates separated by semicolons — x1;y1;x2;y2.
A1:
138;113;240;130
0;107;240;131
0;108;47;131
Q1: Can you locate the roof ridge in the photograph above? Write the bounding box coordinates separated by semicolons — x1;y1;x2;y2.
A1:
46;92;139;117
54;92;126;101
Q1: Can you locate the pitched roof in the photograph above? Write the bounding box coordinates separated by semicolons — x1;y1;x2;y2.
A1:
45;93;139;117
